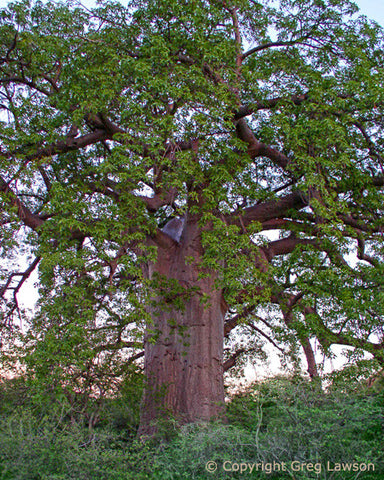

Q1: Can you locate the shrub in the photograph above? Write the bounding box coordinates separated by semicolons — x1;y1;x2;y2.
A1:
0;374;382;479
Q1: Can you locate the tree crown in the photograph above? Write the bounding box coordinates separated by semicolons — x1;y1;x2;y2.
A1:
1;0;384;382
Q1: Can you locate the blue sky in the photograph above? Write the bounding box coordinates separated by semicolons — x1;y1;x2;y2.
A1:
355;0;384;25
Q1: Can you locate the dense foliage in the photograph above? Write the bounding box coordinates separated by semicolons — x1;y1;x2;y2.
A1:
0;374;383;479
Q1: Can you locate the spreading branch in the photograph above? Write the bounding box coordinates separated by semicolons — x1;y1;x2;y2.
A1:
0;176;44;230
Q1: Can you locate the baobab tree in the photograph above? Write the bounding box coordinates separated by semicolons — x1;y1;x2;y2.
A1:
0;0;383;435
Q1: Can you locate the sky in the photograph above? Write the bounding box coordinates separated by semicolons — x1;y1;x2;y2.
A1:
355;0;384;25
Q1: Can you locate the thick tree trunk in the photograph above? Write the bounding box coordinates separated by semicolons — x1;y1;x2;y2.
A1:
138;219;226;436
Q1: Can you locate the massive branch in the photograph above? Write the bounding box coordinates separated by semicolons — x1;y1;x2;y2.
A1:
0;176;44;230
234;118;291;170
1;129;111;167
228;191;306;227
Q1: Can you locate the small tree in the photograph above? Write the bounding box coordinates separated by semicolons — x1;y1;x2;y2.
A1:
0;0;383;435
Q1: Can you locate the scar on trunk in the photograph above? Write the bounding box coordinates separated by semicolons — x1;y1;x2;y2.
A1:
161;217;185;243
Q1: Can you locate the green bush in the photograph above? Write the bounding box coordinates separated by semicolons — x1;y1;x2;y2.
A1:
226;375;384;479
0;374;382;480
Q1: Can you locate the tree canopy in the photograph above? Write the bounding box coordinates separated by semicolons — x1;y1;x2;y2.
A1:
0;0;384;431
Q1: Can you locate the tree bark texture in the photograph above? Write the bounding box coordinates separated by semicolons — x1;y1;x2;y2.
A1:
138;219;226;436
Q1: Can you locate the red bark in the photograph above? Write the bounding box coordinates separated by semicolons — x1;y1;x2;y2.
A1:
138;219;227;436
